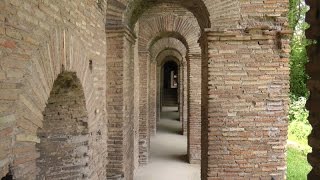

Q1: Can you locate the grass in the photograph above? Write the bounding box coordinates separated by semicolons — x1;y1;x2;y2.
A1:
287;147;312;180
288;133;311;155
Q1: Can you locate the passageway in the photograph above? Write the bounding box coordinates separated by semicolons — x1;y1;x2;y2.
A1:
134;107;200;180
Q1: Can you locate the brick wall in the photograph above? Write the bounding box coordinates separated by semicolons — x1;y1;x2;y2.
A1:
0;0;293;179
239;0;289;30
133;26;140;172
187;53;202;164
105;28;136;179
202;30;290;179
0;1;107;179
205;0;241;30
149;62;157;136
36;72;89;179
138;51;150;166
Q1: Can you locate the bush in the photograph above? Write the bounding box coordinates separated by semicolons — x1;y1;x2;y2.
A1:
288;121;311;143
288;97;311;153
290;37;309;98
288;97;309;123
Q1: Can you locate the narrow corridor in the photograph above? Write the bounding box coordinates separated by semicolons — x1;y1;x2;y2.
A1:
134;107;200;180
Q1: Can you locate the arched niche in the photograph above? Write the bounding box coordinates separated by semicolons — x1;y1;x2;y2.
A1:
36;72;89;179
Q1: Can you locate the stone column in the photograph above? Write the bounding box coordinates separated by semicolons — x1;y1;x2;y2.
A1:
306;0;320;178
106;26;136;180
188;53;202;164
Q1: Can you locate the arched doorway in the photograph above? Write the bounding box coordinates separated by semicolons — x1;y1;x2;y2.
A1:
36;72;89;179
161;60;179;108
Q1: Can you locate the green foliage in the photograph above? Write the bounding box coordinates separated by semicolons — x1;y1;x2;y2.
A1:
288;0;301;29
289;0;310;98
289;121;311;140
287;147;312;180
288;97;310;142
288;97;311;154
288;97;309;123
290;37;310;98
287;2;312;178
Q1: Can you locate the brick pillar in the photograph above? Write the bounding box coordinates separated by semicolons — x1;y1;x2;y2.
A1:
106;27;136;180
182;61;188;136
156;65;161;123
133;36;140;171
179;64;182;115
138;51;150;165
149;61;157;136
188;53;202;164
178;62;184;133
202;30;289;179
305;0;320;179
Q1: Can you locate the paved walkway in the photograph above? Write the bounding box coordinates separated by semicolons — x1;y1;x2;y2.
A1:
134;107;200;180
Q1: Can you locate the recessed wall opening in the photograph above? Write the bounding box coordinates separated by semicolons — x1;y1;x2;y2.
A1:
162;60;178;108
36;72;89;179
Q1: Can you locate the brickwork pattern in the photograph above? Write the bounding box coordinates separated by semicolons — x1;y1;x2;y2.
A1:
150;38;187;132
138;11;202;163
0;0;294;179
0;1;107;178
202;30;290;179
148;62;157;137
36;72;89;179
106;28;136;179
138;51;150;166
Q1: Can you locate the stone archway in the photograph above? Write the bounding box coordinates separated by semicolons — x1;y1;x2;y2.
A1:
36;72;89;179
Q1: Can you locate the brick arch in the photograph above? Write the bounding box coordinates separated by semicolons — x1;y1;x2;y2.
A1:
139;15;201;54
150;37;187;61
106;0;244;31
155;51;188;135
8;28;106;179
125;0;211;29
156;49;184;65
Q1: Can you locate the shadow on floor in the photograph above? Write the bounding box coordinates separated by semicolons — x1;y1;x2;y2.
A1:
158;106;182;134
168;154;188;163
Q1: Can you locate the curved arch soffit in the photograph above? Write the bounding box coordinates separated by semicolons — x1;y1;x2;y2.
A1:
159;56;181;68
150;37;187;60
125;0;211;30
138;15;201;53
156;49;184;66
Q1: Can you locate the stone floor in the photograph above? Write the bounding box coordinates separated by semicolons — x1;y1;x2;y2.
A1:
134;107;200;180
